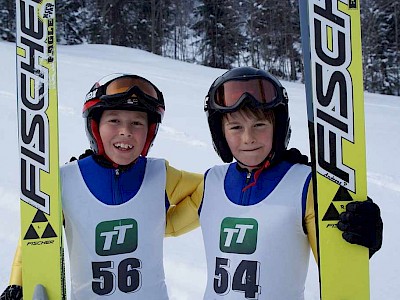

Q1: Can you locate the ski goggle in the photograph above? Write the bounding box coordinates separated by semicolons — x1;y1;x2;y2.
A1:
207;76;287;112
103;75;159;99
83;74;164;116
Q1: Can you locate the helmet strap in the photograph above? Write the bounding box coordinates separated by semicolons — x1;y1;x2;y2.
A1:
141;122;157;156
91;117;157;165
90;119;121;167
241;152;274;192
91;119;118;167
91;119;104;155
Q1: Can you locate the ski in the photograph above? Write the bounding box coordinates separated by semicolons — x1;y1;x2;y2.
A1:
299;1;369;299
16;1;66;299
32;285;49;300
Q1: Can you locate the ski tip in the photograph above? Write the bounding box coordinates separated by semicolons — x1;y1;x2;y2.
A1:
32;284;49;300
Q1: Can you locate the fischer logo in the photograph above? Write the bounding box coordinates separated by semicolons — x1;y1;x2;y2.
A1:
16;0;55;214
27;240;54;246
309;0;356;192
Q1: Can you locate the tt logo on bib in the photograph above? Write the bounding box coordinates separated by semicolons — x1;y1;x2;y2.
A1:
95;218;138;256
220;217;258;254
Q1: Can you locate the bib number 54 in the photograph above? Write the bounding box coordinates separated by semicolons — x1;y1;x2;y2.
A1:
214;257;261;299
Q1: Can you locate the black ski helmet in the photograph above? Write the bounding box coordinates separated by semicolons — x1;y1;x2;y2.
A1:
204;67;291;164
83;73;165;157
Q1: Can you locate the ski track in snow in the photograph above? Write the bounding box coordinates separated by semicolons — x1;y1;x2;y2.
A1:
59;105;76;116
368;172;400;193
366;103;400;110
0;91;14;99
159;126;207;147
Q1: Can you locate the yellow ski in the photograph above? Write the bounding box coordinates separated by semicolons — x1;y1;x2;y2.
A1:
299;1;369;299
16;1;65;299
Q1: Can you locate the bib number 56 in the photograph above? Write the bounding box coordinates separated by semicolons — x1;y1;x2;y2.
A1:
92;258;141;295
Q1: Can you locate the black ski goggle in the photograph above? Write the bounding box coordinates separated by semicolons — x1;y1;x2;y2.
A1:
83;75;164;116
207;76;287;112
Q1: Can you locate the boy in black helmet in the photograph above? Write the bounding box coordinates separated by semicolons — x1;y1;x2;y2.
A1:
201;67;382;299
2;74;203;300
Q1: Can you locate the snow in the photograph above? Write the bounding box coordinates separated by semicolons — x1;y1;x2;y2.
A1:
1;41;399;299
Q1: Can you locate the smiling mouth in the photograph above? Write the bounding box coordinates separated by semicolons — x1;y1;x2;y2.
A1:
114;142;133;150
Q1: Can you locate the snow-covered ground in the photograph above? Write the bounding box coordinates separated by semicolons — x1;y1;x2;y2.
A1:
1;41;399;299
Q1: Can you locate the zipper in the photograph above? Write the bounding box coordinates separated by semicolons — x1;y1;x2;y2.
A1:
240;171;253;205
245;171;251;184
112;168;122;205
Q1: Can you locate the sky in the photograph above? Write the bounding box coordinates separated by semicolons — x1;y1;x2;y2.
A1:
0;41;399;299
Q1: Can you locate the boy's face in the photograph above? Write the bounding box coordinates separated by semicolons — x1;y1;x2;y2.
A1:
223;110;273;170
99;110;148;165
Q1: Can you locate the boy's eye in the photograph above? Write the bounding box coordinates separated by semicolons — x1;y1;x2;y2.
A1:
133;118;148;125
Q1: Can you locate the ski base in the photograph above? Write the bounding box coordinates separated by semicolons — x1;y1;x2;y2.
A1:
32;285;49;300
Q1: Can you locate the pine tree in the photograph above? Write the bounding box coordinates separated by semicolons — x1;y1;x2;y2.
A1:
362;0;400;95
0;0;397;95
240;1;301;80
57;0;87;45
0;0;15;42
164;0;195;61
193;0;246;68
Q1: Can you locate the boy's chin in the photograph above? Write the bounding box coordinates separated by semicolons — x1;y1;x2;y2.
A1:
237;159;264;170
109;155;138;166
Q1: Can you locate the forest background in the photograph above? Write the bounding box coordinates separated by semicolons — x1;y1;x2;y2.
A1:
0;0;399;96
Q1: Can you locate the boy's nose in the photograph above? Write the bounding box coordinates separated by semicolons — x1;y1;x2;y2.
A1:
243;129;256;144
119;126;132;136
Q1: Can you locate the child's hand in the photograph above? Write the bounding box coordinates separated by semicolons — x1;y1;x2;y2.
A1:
69;149;94;162
0;285;22;300
282;148;309;165
337;198;383;257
